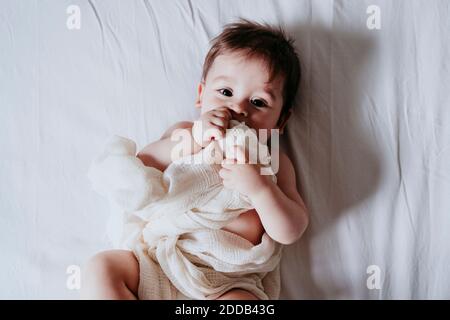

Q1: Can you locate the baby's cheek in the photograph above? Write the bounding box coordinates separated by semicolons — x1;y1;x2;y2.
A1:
213;96;227;108
200;96;218;112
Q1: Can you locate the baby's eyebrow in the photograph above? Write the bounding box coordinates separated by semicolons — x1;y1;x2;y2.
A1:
212;75;232;82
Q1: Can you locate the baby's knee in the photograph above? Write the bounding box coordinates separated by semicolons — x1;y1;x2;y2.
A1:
82;251;120;293
85;251;116;278
83;250;139;288
81;250;139;299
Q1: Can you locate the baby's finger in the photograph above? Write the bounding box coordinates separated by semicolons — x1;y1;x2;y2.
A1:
214;106;231;113
213;108;232;120
227;145;247;163
234;146;247;163
205;124;224;141
209;116;228;129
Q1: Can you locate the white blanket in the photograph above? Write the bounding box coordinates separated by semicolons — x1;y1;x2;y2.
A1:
87;122;282;300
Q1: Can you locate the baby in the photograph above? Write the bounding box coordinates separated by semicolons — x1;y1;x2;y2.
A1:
82;19;308;300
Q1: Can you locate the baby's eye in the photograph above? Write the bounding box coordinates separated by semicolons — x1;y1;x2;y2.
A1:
218;88;233;97
251;98;267;108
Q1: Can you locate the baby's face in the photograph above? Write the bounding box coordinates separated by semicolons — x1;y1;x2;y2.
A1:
196;51;284;134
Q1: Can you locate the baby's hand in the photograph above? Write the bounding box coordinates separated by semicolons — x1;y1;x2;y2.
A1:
192;107;232;147
219;146;273;199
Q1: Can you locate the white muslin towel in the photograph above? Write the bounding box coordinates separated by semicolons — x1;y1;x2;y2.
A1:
87;121;283;300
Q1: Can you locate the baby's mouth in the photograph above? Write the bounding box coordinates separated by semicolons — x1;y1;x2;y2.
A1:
229;115;247;126
229;119;250;130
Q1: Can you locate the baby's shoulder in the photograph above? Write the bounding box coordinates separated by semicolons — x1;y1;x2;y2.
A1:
277;149;293;167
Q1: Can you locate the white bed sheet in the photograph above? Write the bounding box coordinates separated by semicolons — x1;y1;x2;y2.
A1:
1;0;449;299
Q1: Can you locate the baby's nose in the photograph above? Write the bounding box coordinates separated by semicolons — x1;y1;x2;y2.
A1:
227;103;248;117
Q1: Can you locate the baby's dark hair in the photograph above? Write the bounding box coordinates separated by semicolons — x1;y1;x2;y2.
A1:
201;19;301;124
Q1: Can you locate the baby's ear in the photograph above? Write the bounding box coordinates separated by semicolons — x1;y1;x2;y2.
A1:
195;82;204;108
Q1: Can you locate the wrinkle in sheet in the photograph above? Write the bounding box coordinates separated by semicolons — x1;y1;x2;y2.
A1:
105;21;125;59
1;15;14;45
196;9;215;41
395;119;416;235
175;0;202;39
401;82;413;148
364;93;383;143
409;4;424;134
175;0;193;28
142;0;169;81
176;0;212;45
105;20;126;82
132;4;150;139
88;0;106;48
32;0;42;153
182;0;196;27
418;133;434;299
88;1;127;81
187;0;196;25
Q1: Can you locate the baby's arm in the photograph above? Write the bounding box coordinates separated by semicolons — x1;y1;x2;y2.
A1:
137;121;202;171
249;152;309;245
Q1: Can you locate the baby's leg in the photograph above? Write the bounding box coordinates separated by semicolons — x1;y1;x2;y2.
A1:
216;289;259;300
81;250;139;300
